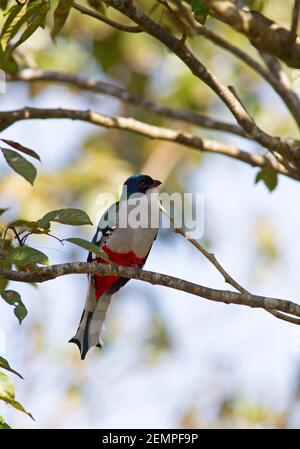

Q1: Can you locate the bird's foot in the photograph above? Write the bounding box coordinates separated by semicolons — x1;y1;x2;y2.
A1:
110;261;120;275
131;264;141;278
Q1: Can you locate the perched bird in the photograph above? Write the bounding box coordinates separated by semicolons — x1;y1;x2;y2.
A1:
70;174;162;359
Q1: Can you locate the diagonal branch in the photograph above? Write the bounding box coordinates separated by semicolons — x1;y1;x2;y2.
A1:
159;204;300;325
2;263;300;323
7;69;247;138
0;106;296;179
106;1;300;167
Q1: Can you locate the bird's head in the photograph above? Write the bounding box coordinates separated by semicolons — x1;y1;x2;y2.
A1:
122;174;162;198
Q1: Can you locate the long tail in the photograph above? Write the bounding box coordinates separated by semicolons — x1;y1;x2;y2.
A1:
69;278;112;360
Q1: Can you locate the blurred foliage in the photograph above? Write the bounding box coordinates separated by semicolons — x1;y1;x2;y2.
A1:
191;1;209;25
142;314;173;365
180;389;287;428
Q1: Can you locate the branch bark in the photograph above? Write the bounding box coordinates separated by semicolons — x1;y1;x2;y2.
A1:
0;106;295;179
2;263;300;323
159;203;300;325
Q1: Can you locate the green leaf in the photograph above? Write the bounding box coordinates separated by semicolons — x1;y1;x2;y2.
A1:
51;0;73;40
0;372;33;420
37;208;92;228
191;0;209;24
8;246;48;266
255;168;278;192
0;415;10;429
1;288;17;306
1;290;28;324
0;357;23;379
0;1;47;50
1;148;37;185
1;139;41;161
0;370;14;400
0;256;12;293
66;237;109;261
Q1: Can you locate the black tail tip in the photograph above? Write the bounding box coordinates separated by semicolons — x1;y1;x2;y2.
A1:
68;338;102;360
69;337;86;360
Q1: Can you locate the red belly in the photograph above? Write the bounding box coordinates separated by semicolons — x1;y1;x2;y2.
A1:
94;245;144;299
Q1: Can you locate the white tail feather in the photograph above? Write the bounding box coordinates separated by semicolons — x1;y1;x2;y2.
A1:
69;278;112;359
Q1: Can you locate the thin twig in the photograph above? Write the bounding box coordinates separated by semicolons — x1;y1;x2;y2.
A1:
106;0;300;167
290;0;300;44
7;69;247;138
159;203;300;325
2;263;300;322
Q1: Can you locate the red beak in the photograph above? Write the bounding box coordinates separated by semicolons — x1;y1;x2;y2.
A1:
150;179;162;188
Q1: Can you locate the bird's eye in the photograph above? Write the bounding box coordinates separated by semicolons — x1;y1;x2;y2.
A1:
139;181;148;189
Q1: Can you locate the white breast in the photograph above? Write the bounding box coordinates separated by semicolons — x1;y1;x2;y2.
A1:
106;189;160;258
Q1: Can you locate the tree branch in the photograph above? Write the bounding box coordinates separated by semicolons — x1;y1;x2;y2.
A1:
7;69;247;138
72;1;142;33
2;263;300;323
159;203;300;325
0;106;295;179
289;0;300;44
194;24;300;128
202;0;300;68
105;1;300;168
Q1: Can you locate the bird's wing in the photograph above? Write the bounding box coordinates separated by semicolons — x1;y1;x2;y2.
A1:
87;201;119;262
